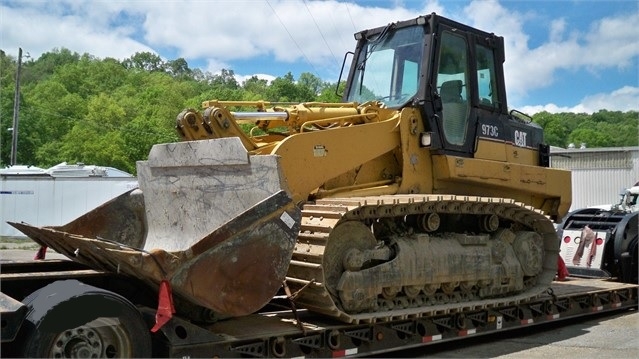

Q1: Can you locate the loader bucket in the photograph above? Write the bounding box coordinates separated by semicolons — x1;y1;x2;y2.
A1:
9;138;301;317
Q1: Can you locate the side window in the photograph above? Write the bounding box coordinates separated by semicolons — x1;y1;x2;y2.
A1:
437;31;470;146
394;43;420;100
475;44;499;107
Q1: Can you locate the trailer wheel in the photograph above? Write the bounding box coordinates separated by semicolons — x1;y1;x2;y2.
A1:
17;280;151;358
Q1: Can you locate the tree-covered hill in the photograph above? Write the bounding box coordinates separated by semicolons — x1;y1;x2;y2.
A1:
1;48;637;173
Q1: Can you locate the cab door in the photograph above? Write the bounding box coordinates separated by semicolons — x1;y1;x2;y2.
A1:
432;27;475;155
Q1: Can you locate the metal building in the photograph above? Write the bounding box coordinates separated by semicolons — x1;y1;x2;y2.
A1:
551;146;639;211
1;163;138;238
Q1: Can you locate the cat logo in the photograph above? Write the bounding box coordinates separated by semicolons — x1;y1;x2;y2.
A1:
514;130;528;147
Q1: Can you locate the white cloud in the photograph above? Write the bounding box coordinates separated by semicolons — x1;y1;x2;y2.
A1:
520;86;639;115
235;73;276;85
0;2;154;60
203;58;232;76
1;0;444;76
459;0;638;111
549;18;566;43
1;0;637;113
226;0;444;79
584;13;639;70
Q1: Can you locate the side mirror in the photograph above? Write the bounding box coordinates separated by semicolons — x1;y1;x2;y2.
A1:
336;52;354;98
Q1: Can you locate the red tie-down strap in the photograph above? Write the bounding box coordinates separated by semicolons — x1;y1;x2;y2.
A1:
34;246;48;260
151;279;176;332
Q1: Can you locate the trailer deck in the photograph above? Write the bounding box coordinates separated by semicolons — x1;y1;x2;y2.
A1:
156;278;638;358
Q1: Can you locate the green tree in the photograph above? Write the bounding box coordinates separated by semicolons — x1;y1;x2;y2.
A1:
533;111;638;148
0;50;17;165
568;127;612;148
210;69;239;89
20;48;80;84
265;72;314;102
24;81;86;166
298;72;323;95
533;112;571;147
242;76;269;100
58;93;132;171
316;81;344;103
165;58;192;78
123;52;165;72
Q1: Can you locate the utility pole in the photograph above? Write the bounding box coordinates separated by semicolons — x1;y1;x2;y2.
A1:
10;47;23;166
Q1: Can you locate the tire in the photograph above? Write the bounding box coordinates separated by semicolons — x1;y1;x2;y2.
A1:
17;279;151;358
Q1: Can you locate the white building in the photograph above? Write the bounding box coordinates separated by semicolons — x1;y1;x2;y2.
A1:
550;146;639;211
1;163;138;238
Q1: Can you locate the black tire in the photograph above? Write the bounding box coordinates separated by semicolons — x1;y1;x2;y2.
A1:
17;279;152;358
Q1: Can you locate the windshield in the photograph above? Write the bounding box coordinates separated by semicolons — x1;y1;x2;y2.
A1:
346;25;423;108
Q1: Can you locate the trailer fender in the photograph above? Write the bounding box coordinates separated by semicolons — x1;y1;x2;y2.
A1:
0;292;27;343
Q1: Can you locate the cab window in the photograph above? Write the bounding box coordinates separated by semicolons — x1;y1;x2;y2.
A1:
475;44;499;108
347;26;423;108
436;31;470;146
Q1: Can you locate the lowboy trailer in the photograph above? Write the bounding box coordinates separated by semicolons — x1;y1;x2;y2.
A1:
1;259;636;358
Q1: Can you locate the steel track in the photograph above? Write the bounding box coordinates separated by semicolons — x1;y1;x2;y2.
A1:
286;194;559;324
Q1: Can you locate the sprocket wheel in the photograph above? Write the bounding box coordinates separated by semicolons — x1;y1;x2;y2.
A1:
322;221;377;312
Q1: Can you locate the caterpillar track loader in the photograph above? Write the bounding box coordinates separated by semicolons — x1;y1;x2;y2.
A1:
9;13;571;328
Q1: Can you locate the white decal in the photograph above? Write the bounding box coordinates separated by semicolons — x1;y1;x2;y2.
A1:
280;211;295;229
313;145;327;157
481;124;499;137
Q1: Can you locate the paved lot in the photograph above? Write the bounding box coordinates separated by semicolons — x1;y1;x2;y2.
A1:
0;239;67;261
396;309;639;358
1;249;68;261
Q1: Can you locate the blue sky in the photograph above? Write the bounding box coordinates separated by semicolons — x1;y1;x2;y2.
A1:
1;0;638;114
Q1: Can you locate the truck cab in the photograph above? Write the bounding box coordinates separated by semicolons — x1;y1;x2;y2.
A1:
613;185;639;213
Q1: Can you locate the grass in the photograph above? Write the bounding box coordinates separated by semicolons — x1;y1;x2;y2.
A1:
0;236;33;243
0;236;40;250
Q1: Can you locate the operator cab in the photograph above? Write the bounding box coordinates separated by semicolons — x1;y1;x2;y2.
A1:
344;13;547;166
